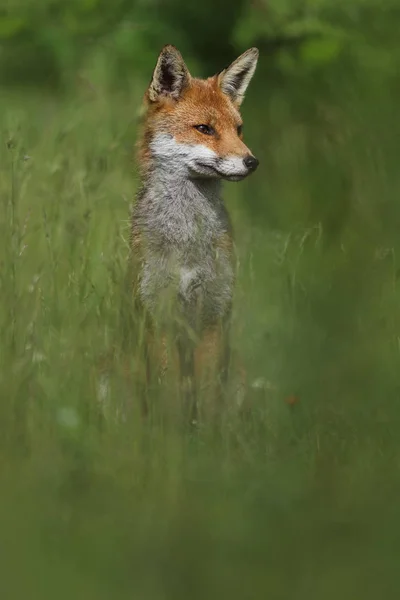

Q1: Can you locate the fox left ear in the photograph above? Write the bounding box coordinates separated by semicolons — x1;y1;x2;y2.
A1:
147;45;191;102
218;48;259;107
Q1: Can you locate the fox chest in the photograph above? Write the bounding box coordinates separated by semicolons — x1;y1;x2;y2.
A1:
139;234;234;326
134;183;235;325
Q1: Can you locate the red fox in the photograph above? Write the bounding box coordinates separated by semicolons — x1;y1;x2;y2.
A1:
130;44;259;423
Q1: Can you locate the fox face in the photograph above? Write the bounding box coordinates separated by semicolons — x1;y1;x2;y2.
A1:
140;45;259;182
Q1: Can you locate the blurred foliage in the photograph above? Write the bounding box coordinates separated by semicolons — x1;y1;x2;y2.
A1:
1;0;400;87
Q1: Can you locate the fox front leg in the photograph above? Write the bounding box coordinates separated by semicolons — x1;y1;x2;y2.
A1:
176;333;198;426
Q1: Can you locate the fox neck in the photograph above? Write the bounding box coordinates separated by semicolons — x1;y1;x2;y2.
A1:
141;162;223;210
136;157;231;254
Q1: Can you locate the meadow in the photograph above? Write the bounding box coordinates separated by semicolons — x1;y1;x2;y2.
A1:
1;2;400;596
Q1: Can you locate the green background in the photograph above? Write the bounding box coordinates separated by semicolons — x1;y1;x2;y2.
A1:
1;1;400;597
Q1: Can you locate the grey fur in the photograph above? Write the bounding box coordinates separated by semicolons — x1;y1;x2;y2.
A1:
132;146;235;334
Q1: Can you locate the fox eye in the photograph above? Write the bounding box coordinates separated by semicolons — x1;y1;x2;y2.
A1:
237;124;243;136
194;124;215;136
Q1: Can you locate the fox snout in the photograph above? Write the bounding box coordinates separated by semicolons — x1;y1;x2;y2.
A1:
211;151;259;181
243;154;259;173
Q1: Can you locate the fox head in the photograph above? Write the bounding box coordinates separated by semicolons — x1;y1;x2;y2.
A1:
139;45;259;182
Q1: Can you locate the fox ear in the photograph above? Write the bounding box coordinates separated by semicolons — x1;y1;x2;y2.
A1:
218;48;259;107
147;45;191;102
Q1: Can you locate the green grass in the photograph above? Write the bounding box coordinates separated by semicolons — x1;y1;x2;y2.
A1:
1;76;400;599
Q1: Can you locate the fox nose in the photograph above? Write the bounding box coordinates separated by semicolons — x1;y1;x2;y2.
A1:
243;155;259;172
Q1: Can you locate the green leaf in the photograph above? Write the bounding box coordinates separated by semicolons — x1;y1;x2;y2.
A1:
78;0;99;13
284;18;345;39
233;13;276;48
0;17;26;39
300;37;343;64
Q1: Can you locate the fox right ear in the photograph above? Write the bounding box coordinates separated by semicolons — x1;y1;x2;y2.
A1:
218;48;259;107
147;45;191;102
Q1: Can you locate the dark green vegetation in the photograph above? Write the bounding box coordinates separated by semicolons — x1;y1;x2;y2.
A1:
1;1;400;597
